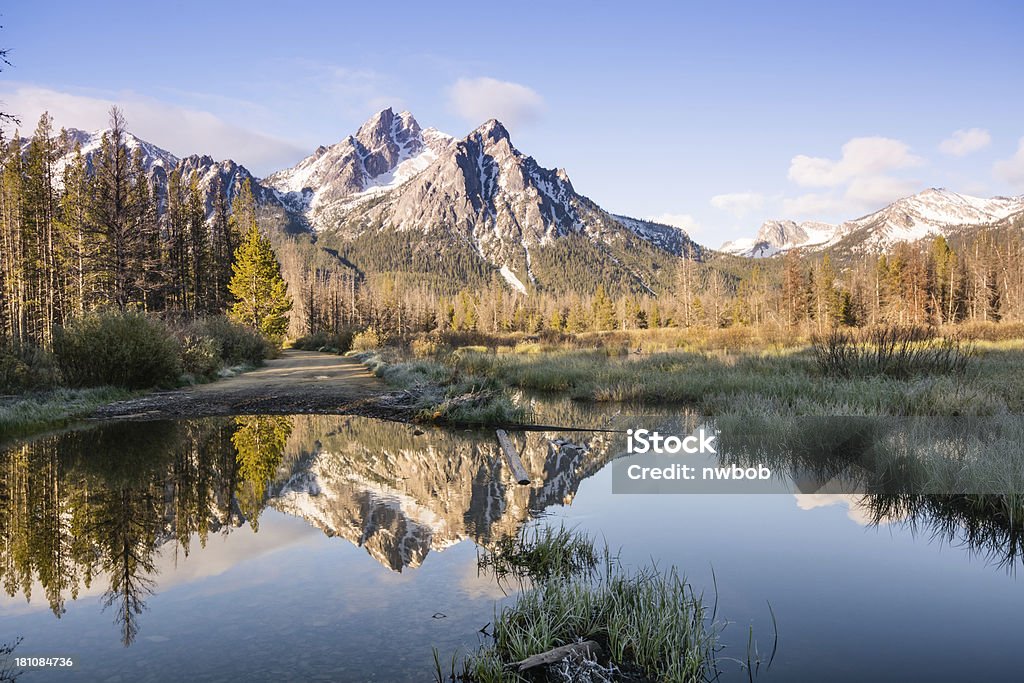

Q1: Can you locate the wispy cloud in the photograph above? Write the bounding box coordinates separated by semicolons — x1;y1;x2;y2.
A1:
939;127;991;157
0;84;307;175
446;77;545;130
993;137;1024;190
710;192;764;217
647;212;702;235
783;137;924;217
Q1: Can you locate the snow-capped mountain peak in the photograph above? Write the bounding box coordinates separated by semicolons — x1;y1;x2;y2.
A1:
721;188;1024;257
264;107;455;219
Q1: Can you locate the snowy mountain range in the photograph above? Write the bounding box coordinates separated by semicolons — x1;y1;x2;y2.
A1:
264;109;701;292
41;116;1024;286
50;109;701;293
722;188;1024;257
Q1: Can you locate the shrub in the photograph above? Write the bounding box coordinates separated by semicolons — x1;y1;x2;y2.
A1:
351;327;384;352
191;317;271;366
292;329;355;354
0;341;60;393
178;334;221;379
812;325;972;379
53;311;181;389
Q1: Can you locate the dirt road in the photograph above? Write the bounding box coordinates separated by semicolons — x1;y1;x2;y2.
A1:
91;350;409;421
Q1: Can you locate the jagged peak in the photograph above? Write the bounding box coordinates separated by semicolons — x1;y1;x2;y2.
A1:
469;118;511;145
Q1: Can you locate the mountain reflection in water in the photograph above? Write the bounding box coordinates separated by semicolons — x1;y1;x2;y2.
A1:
0;415;614;644
1;412;1021;652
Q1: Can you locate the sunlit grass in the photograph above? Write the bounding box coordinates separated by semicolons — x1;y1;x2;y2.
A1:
441;527;733;683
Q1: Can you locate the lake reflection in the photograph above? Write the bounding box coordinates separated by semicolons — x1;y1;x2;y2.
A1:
0;416;616;647
1;414;1022;682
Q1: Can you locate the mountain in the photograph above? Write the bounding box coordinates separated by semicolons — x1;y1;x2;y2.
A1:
306;113;702;293
829;188;1024;252
264;108;454;226
721;219;836;257
39;110;705;295
46;128;297;227
722;188;1024;258
50;127;179;192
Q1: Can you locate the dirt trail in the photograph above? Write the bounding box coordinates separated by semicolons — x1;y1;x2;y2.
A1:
91;350;408;421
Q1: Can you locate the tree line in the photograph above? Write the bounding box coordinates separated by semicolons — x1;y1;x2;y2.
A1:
1;108;290;350
290;228;1024;341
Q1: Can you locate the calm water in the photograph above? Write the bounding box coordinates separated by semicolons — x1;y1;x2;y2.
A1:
1;408;1021;682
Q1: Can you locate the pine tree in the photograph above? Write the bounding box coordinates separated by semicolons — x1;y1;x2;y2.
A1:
209;177;234;311
87;107;145;311
228;223;292;343
592;284;615;330
185;172;208;312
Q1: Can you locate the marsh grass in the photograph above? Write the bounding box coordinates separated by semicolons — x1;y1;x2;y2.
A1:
448;339;1024;417
359;324;1024;424
441;528;737;683
811;326;972;379
477;525;601;584
351;350;526;426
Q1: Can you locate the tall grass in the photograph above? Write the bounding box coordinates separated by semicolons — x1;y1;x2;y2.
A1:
812;325;972;379
477;525;601;583
452;528;726;683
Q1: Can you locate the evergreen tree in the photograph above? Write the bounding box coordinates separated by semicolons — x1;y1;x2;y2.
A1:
228;223;292;342
186;172;207;312
209;177;234;311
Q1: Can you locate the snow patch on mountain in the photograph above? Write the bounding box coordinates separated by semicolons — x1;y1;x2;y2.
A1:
499;265;528;295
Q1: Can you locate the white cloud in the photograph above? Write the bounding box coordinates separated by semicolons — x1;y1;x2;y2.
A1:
288;60;405;117
788;136;924;188
780;136;926;219
447;77;545;130
0;84;307;175
710;191;764;217
939;128;991;157
993;137;1024;189
647;212;701;235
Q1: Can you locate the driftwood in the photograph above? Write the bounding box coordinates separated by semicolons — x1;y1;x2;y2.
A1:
496;429;531;484
514;640;602;671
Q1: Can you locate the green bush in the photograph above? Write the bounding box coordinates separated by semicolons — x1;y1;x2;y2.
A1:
292;329;356;354
0;341;60;393
178;334;222;379
53;311;182;389
191;317;271;366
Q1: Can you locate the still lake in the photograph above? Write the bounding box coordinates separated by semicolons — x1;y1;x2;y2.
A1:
1;406;1021;682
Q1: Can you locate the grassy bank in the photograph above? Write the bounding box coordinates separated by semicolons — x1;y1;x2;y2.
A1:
0;387;134;443
351;349;526;425
2;312;274;442
445;338;1024;418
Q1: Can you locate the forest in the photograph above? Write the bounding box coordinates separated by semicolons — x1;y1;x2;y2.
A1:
4;107;1024;378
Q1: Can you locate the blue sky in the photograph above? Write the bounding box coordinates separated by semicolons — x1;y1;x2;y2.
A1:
2;0;1022;245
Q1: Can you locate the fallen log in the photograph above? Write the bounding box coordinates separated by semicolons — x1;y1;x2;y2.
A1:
496;429;530;485
514;640;602;671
